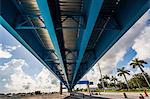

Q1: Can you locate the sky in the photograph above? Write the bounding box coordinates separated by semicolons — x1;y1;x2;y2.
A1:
0;25;60;93
0;9;150;93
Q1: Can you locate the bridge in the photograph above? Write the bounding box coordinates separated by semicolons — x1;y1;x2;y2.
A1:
1;0;150;90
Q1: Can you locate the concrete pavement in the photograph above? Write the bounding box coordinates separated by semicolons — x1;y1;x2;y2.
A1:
0;92;150;99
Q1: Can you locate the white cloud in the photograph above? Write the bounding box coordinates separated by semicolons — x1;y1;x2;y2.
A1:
0;44;21;59
0;59;59;93
5;45;21;52
0;44;12;58
76;66;101;88
79;9;150;86
132;26;150;60
134;67;150;76
2;79;6;82
97;9;149;75
0;59;27;74
5;66;36;93
34;67;59;92
119;11;150;82
122;66;150;81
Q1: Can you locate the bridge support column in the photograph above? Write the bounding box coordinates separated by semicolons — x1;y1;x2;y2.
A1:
60;82;62;94
68;89;72;93
87;84;91;95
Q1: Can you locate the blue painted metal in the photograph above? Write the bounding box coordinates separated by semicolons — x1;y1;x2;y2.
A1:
72;0;104;85
11;0;47;51
0;16;61;83
16;26;46;29
73;0;150;86
77;81;93;85
2;0;150;90
1;0;67;86
36;0;70;88
15;17;45;30
77;81;89;84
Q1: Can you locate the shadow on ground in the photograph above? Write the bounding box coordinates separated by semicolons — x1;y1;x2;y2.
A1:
64;95;110;99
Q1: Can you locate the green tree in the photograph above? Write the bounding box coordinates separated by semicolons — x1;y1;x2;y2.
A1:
132;74;142;88
103;75;110;81
117;67;130;90
109;83;115;88
116;81;127;89
97;83;103;89
103;75;110;87
128;73;150;88
111;76;118;88
130;58;150;88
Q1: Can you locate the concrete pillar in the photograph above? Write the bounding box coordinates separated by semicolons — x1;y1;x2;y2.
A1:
68;89;72;93
98;62;105;91
60;82;62;94
87;84;91;95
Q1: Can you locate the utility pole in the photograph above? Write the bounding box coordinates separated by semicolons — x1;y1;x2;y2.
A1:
97;62;105;92
86;75;91;95
87;83;91;96
60;82;62;94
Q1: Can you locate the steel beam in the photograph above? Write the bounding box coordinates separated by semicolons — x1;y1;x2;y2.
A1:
1;0;66;84
72;0;104;86
0;16;64;84
16;26;46;29
73;0;150;87
36;0;70;88
56;26;83;30
11;0;47;49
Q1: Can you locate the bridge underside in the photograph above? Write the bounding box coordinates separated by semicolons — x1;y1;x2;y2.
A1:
1;0;150;89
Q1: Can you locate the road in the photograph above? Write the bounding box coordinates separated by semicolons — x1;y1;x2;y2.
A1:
0;93;69;99
0;92;149;99
91;92;150;99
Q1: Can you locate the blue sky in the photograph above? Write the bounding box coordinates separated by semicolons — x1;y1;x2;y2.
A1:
0;25;60;93
76;9;150;88
0;9;150;92
0;25;44;77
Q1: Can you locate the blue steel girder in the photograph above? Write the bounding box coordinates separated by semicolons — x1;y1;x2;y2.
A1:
36;0;70;88
16;26;46;29
0;16;66;85
72;0;104;86
72;0;150;86
11;0;47;50
1;0;150;90
1;0;68;87
15;16;46;30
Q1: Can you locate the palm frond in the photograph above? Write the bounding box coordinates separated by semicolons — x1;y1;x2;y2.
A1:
130;63;134;66
141;64;144;68
139;60;147;64
126;72;130;75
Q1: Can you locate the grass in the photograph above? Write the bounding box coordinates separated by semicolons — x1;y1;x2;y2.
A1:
93;89;150;93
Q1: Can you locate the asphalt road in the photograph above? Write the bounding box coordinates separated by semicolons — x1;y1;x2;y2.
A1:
0;93;69;99
91;92;150;99
0;92;150;99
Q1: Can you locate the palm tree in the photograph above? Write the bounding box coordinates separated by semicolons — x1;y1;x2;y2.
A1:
133;74;141;88
117;67;130;90
111;76;118;88
103;75;110;81
130;58;150;88
103;75;110;88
